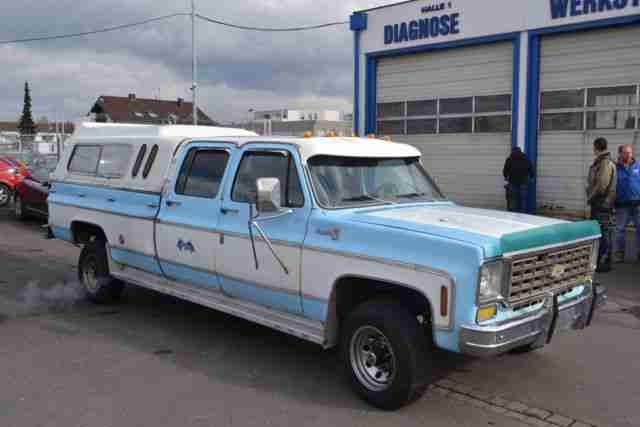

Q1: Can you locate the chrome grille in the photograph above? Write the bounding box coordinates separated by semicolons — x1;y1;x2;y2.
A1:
509;242;594;308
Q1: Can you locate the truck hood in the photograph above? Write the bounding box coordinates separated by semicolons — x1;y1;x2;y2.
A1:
351;204;600;257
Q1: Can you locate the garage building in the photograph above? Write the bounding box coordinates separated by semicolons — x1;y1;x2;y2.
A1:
351;0;640;217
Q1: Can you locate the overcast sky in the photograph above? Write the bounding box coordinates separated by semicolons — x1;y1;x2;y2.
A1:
0;0;390;124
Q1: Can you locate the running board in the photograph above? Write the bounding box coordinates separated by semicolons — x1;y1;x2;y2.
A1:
110;267;327;347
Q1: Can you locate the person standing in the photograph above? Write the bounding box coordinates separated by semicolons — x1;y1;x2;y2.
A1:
614;144;640;263
587;138;617;273
503;147;534;213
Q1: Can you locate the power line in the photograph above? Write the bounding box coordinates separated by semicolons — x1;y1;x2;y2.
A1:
0;12;349;46
0;13;189;45
196;13;348;32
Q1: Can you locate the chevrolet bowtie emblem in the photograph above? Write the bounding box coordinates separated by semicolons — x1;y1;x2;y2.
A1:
550;264;566;280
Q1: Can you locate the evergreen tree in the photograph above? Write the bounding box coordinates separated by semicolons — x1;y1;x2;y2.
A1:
18;81;37;136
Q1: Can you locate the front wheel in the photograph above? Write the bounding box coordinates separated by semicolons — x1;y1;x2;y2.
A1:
0;184;10;207
78;240;124;304
341;299;433;410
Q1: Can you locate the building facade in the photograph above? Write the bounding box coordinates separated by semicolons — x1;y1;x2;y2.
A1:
252;109;346;122
351;0;640;217
89;94;216;126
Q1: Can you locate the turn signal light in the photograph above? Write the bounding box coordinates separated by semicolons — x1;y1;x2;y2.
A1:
440;286;448;317
303;131;313;138
367;133;376;138
477;305;497;323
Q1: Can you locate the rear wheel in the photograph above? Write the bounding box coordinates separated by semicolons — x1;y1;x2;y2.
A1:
78;240;124;304
341;299;434;410
14;195;28;220
0;184;10;207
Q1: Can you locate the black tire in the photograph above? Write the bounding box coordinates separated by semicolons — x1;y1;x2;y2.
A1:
78;240;124;304
0;183;10;208
13;195;28;220
341;298;433;410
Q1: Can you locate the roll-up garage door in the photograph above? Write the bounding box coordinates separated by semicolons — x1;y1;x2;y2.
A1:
539;25;640;218
376;41;513;209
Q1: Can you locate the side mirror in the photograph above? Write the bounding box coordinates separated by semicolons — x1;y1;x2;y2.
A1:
256;177;282;213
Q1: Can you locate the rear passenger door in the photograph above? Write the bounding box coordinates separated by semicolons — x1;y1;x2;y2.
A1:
155;142;234;292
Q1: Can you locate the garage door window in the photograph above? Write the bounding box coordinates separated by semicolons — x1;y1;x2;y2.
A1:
541;85;639;131
377;94;511;135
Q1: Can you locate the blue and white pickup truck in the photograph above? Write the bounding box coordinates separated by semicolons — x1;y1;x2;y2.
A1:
49;123;606;409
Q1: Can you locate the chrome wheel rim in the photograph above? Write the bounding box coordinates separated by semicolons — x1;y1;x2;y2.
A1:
349;325;397;392
82;256;99;293
14;196;22;216
0;187;8;205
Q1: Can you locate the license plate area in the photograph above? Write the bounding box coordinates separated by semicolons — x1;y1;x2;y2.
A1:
554;304;582;335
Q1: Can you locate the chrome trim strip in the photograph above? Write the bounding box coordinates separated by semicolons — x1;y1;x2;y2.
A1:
156;219;220;236
223;230;303;249
51;180;161;196
48;201;156;221
304;244;452;278
502;236;600;259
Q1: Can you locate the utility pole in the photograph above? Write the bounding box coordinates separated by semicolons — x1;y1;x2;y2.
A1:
191;0;198;126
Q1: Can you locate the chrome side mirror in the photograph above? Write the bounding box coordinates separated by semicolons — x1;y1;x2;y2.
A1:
256;177;282;213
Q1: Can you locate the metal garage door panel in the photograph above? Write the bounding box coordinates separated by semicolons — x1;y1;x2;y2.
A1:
403;134;512;210
540;26;640;218
378;42;513;102
541;26;640;90
378;41;513;210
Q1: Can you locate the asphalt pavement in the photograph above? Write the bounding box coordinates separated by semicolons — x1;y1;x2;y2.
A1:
0;207;638;427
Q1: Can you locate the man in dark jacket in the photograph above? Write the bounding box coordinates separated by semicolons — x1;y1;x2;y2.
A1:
503;147;534;213
614;144;640;263
587;137;617;273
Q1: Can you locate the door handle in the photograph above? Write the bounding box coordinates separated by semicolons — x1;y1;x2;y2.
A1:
220;207;239;215
76;193;86;198
166;200;181;207
147;203;159;209
107;198;116;203
317;227;341;240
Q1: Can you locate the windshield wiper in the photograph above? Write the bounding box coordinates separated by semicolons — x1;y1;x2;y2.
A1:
341;194;395;205
396;192;428;199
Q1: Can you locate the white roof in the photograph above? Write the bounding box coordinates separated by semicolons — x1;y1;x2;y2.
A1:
197;136;422;162
73;122;258;139
70;123;421;162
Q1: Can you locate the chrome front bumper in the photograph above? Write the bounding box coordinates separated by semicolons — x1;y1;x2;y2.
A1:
459;283;607;357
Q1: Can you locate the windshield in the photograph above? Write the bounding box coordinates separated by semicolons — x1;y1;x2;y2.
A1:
308;156;446;208
29;156;59;182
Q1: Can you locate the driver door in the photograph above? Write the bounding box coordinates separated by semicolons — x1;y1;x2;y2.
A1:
216;145;310;316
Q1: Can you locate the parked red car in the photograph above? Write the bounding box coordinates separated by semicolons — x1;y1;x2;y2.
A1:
0;156;29;207
13;156;58;220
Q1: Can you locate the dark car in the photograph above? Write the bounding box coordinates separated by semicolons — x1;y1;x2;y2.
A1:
0;156;29;207
13;156;58;220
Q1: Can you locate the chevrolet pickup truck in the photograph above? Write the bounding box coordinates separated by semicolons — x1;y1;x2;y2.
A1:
48;123;607;409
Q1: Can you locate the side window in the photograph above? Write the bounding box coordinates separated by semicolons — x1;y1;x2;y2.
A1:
68;145;101;175
142;144;159;179
175;149;230;198
98;145;134;178
231;151;304;208
131;144;147;178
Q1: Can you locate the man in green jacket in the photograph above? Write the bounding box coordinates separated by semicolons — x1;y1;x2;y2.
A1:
587;137;617;273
